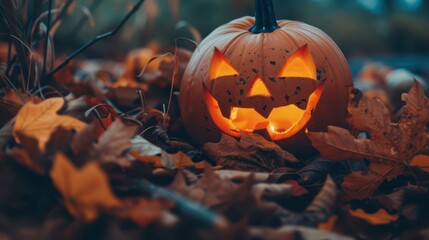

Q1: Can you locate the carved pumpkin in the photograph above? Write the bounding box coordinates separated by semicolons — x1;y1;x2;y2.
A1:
179;0;353;157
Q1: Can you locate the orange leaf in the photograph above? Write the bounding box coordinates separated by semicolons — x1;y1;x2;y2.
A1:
50;153;121;222
349;208;399;225
13;98;86;151
318;215;338;231
410;155;429;172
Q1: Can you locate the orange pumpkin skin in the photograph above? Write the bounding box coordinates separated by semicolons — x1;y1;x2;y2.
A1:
180;15;353;158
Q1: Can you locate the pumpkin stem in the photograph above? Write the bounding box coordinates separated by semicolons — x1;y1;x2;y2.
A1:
249;0;279;34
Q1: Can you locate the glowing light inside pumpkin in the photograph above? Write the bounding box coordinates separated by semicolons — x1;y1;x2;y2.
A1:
210;47;239;79
279;44;317;80
204;83;324;140
205;44;322;141
247;77;272;97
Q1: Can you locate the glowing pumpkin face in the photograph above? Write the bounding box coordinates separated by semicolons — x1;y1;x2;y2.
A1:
179;0;353;157
204;45;323;141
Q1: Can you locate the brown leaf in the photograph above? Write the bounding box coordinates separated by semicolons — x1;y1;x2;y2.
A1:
170;166;255;222
348;208;399;225
118;198;174;227
13;98;86;151
50;153;121;222
308;81;429;200
93;119;137;167
71;122;97;162
202;133;298;172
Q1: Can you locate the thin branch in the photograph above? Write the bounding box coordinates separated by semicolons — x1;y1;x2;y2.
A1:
41;0;53;84
47;0;145;78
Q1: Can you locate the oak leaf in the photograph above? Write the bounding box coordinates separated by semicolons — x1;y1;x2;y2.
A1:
50;153;121;222
308;81;429;200
202;133;298;172
13;98;86;151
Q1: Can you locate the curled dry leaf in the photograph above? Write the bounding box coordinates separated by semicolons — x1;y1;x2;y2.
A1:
308;81;429;200
50;153;121;222
348;208;399;225
13;98;86;151
202;133;298;172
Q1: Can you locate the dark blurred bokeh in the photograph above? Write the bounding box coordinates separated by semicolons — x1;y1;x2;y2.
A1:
3;0;427;77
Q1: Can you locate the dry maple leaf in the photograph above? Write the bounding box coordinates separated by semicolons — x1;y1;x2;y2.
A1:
13;98;86;151
308;81;429;200
202;133;298;172
93;119;138;167
50;153;121;222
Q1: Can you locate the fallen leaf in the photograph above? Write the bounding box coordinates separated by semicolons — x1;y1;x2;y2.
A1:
93;119;137;167
203;133;298;172
318;215;338;231
130;136;162;156
13;98;86;151
71;122;98;164
118;198;174;227
410;155;429;172
349;208;399;225
130;137;202;170
308;81;429;200
50;153;121;222
170;166;255;222
272;176;337;226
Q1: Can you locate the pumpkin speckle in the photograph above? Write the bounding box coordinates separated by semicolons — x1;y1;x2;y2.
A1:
270;61;276;65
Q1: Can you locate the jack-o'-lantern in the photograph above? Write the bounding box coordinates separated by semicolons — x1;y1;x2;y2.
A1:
179;0;353;158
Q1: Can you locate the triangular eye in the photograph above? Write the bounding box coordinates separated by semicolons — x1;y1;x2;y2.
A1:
210;47;239;79
278;45;316;79
247;77;272;97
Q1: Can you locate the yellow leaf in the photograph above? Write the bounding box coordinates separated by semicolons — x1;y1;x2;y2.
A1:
410;155;429;172
349;208;399;225
50;153;121;222
13;98;86;151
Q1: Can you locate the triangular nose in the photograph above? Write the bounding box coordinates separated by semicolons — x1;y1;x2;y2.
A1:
247;77;272;97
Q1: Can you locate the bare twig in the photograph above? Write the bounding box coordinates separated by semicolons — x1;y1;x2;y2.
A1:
47;0;145;78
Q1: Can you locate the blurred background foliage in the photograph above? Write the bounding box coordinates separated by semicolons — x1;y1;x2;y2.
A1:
2;0;428;76
49;0;429;56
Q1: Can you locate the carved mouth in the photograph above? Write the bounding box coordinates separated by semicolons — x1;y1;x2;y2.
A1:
204;83;324;141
